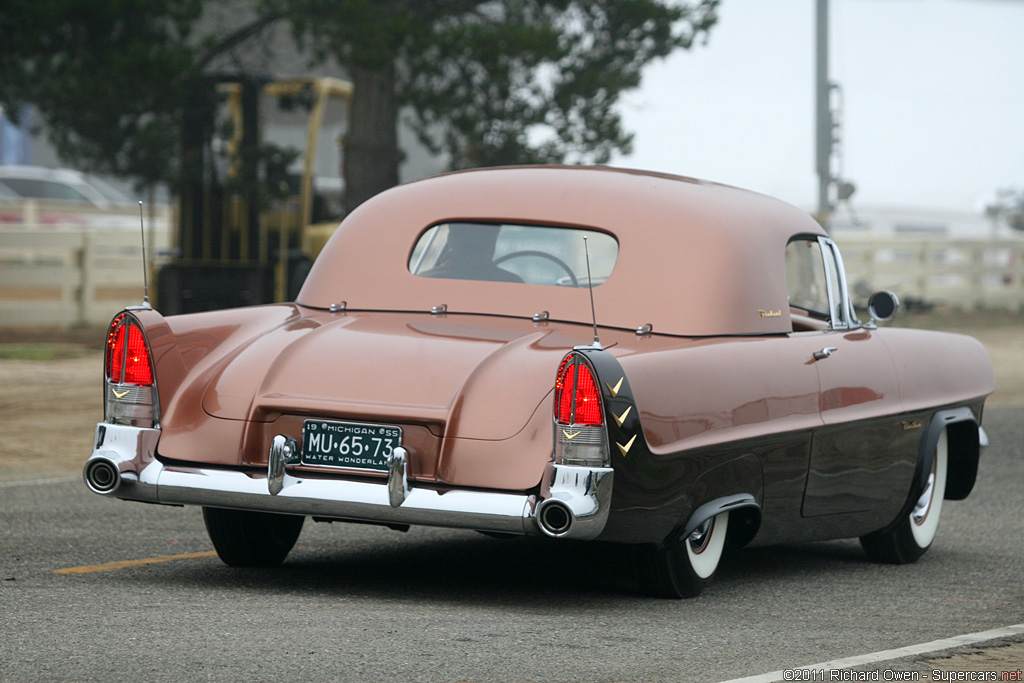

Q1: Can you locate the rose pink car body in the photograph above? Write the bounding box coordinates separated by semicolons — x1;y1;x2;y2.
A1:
86;166;993;597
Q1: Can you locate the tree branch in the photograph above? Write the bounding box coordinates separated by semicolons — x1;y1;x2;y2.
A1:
193;9;287;73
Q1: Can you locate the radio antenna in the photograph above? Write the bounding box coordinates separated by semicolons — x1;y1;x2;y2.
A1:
138;201;151;308
583;236;601;348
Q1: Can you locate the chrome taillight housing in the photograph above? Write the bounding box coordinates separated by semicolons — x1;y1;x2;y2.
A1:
553;353;610;467
104;312;159;427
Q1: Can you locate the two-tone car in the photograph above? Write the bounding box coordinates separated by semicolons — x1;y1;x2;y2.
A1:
86;166;993;597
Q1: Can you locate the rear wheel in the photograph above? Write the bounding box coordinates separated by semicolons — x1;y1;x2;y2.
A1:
860;429;948;564
202;507;304;567
633;511;729;598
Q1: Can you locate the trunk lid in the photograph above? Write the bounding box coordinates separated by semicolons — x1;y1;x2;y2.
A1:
200;311;578;441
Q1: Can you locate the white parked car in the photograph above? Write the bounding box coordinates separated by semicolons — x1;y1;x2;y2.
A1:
0;165;140;228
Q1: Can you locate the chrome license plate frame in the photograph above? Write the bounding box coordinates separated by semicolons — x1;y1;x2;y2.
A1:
300;419;402;472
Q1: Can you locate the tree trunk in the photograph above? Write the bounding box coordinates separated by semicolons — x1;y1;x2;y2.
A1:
343;63;400;212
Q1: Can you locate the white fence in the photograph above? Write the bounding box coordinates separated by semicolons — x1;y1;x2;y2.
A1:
1;223;1022;328
0;225;170;328
838;235;1024;312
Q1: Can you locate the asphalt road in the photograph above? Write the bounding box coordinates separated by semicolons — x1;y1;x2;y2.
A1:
1;405;1021;683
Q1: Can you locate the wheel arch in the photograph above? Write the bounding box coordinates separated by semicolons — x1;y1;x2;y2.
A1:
943;415;982;501
663;452;764;552
873;406;979;538
916;407;978;501
680;493;761;552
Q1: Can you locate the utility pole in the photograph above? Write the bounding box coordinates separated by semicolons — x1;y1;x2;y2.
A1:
815;0;855;231
815;0;831;229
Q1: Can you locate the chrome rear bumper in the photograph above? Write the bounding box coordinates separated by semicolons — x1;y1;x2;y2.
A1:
85;423;613;540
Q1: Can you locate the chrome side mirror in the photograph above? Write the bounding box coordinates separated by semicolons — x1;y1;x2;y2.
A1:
867;290;899;326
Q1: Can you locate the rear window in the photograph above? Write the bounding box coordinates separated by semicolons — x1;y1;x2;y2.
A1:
408;222;618;288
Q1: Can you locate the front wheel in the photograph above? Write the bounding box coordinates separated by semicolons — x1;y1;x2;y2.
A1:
633;511;730;598
860;429;948;564
202;507;304;567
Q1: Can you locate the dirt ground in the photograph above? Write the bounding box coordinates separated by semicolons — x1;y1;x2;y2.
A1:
921;640;1024;674
0;310;1020;477
0;352;101;476
951;324;1024;405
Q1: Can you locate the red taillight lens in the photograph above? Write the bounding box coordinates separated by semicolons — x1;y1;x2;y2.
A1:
124;324;153;384
106;318;125;383
106;314;153;386
554;355;602;426
555;356;574;423
573;362;602;426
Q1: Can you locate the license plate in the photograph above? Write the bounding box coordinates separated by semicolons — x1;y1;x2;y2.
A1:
301;420;402;472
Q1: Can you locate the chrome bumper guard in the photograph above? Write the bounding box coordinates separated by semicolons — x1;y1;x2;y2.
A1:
85;424;613;540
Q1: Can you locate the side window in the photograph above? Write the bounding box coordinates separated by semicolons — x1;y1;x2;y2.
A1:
786;236;856;331
786;238;830;320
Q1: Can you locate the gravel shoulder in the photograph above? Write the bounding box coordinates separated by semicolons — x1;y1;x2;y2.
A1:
0;353;100;477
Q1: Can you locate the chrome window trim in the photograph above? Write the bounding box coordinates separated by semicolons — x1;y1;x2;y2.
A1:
817;236;859;331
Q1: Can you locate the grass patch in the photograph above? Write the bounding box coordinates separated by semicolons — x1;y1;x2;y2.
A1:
0;343;94;361
890;305;1024;332
0;325;107;349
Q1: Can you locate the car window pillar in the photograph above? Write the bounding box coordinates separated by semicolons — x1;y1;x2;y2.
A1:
818;236;858;330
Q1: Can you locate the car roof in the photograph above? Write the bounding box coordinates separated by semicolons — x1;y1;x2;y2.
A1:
0;165;85;181
299;165;828;336
0;165;131;205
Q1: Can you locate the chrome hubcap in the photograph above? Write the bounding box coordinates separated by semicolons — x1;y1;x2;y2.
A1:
912;471;936;526
689;518;714;554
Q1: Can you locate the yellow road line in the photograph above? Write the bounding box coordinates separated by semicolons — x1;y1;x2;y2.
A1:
54;551;218;574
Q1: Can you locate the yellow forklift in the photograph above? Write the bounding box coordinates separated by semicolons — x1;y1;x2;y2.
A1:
157;74;352;314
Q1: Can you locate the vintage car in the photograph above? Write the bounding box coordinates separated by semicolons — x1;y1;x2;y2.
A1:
85;166;993;598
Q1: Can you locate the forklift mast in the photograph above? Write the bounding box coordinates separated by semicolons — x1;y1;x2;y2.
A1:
158;73;352;314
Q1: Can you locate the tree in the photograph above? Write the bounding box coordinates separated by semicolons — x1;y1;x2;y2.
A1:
0;1;286;191
1;0;718;210
986;188;1024;233
281;0;719;208
0;0;203;189
999;189;1024;235
404;1;718;169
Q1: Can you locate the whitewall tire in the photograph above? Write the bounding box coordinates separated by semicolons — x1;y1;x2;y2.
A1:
860;428;948;564
634;510;730;598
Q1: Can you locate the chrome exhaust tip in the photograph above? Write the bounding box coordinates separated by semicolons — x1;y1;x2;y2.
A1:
532;465;614;540
84;457;123;494
536;498;574;538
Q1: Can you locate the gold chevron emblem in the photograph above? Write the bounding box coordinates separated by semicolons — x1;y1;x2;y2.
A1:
615;434;637;457
112;388;130;399
605;377;624;398
562;430;581;441
612;406;632;428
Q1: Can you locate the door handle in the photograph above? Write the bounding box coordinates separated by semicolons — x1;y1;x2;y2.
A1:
813;346;838;361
